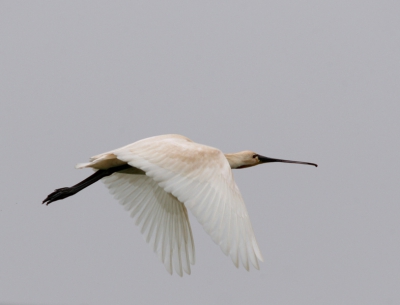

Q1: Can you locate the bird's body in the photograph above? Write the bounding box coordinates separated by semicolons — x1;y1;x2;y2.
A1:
43;134;317;276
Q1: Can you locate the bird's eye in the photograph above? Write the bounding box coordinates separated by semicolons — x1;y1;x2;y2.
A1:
252;154;258;158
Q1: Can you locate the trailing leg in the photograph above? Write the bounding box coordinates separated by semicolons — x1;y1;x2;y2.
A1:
42;164;131;205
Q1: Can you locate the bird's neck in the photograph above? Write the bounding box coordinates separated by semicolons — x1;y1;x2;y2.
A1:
224;153;244;169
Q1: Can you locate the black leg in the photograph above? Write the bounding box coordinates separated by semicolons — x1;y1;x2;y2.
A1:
42;164;131;205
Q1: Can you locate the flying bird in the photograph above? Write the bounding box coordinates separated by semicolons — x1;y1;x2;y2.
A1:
43;134;317;276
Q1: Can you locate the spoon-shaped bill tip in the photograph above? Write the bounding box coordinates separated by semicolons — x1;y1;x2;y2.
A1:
258;155;317;167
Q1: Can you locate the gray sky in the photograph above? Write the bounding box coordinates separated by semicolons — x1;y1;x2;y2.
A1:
1;1;399;304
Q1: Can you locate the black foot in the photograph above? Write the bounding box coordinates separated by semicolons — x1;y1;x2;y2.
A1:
42;187;76;205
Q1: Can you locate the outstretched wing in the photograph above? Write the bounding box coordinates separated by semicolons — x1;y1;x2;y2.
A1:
102;171;195;276
110;135;263;270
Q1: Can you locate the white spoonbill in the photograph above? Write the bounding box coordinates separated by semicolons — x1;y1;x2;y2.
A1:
43;134;317;276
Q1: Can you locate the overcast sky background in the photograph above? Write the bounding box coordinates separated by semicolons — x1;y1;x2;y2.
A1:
1;1;399;304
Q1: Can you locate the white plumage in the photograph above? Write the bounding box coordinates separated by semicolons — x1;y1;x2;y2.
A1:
44;134;317;276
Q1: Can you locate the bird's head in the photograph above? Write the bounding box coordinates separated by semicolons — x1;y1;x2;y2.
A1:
225;150;318;169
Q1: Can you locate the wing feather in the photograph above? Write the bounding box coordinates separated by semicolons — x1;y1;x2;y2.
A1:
109;135;263;270
102;172;194;276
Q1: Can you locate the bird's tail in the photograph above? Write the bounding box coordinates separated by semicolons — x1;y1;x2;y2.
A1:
75;153;126;170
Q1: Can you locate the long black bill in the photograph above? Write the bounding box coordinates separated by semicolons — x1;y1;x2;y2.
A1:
42;164;132;205
258;155;317;167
